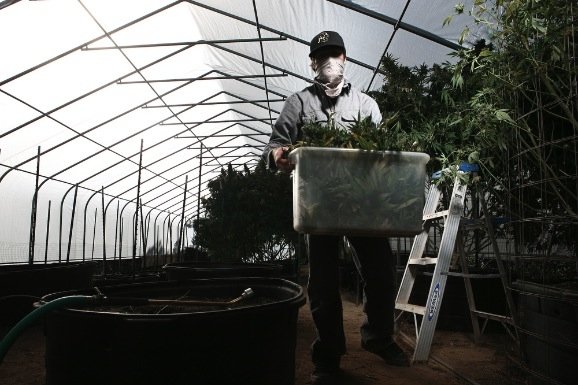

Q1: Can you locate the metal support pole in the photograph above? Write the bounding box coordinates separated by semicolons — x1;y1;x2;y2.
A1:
141;203;148;258
58;185;76;263
162;214;170;263
167;215;173;255
133;139;144;274
184;219;190;248
44;200;51;264
118;73;287;84
152;215;156;265
101;186;107;274
28;146;41;264
91;208;97;260
155;224;160;266
175;217;183;260
114;200;119;271
178;175;189;260
326;0;461;50
66;184;79;263
81;188;106;262
119;217;124;265
197;146;203;227
132;211;138;276
152;210;164;254
169;215;178;258
82;202;88;261
115;200;137;269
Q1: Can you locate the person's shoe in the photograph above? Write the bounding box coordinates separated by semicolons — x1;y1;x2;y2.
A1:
310;368;340;385
362;339;410;367
310;358;341;385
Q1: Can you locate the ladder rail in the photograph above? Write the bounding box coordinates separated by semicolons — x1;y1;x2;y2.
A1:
394;175;468;362
456;233;482;341
412;178;467;361
395;231;429;306
395;183;442;307
477;191;518;329
460;187;518;343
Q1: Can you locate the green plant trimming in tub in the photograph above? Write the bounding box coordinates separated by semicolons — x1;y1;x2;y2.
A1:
292;114;469;186
291;116;426;231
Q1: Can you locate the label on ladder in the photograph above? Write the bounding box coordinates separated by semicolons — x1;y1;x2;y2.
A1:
427;282;441;321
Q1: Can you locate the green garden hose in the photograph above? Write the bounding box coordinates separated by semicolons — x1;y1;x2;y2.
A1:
0;295;98;364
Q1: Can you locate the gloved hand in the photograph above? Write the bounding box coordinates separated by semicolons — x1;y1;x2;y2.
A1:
272;147;294;172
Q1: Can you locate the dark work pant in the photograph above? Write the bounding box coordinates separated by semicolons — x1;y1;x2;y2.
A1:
307;234;396;364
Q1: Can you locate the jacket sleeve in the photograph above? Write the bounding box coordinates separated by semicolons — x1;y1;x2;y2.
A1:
364;94;382;126
262;93;303;170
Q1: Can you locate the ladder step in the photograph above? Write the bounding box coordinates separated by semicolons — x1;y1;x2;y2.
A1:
395;303;426;315
471;310;513;323
408;257;438;265
423;210;449;220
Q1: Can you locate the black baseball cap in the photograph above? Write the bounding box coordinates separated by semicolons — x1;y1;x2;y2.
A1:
309;31;346;58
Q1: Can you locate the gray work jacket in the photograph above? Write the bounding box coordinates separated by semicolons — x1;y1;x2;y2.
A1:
263;80;382;170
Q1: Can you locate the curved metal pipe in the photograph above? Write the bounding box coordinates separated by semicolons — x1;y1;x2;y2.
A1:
162;213;171;262
58;184;77;262
82;188;102;261
66;185;79;263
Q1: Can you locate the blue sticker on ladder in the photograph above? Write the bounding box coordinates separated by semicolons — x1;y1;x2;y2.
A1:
427;282;441;321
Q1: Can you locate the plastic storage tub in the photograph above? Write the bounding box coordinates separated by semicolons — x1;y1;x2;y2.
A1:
289;147;429;236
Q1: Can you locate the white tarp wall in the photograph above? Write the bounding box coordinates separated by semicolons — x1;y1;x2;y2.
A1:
0;0;477;264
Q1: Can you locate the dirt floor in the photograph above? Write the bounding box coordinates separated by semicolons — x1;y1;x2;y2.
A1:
293;290;526;385
0;284;527;385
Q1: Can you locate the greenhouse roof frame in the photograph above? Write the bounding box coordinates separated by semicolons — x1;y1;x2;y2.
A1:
0;0;478;264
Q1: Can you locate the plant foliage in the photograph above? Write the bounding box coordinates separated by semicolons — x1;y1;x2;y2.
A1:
192;162;296;263
448;0;578;278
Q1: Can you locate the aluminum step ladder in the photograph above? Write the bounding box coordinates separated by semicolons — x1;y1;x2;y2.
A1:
395;170;467;362
395;167;517;362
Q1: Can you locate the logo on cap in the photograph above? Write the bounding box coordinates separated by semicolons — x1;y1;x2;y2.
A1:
317;32;329;44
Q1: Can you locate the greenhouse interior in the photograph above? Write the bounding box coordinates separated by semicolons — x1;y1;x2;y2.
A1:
0;1;576;384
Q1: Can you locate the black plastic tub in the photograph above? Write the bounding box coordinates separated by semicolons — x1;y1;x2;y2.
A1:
39;277;306;385
91;271;167;287
513;280;578;385
163;262;283;280
0;261;96;337
0;261;97;297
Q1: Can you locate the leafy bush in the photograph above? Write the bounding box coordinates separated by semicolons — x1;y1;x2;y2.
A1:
447;0;578;279
192;162;296;263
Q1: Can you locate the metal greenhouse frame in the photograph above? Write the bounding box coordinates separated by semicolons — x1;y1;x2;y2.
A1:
0;0;471;268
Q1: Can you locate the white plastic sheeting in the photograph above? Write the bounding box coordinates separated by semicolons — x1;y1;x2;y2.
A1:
0;0;476;264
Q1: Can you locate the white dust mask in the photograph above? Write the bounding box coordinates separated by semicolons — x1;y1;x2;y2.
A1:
313;56;345;98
